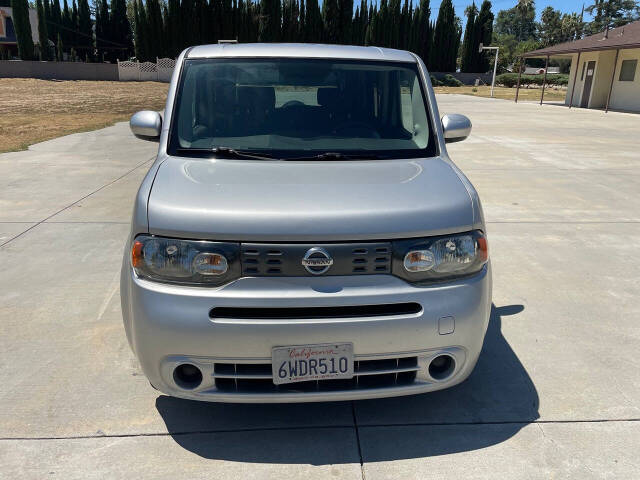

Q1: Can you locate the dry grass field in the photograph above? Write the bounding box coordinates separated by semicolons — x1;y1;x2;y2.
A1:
0;79;565;153
0;79;169;153
433;84;567;102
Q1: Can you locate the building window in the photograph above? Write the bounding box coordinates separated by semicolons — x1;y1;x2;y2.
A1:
581;62;586;80
619;59;637;82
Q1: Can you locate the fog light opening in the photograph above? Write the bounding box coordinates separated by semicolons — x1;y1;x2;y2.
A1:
428;354;455;381
173;363;203;390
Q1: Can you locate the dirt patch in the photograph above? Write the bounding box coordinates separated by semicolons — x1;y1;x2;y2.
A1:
0;79;169;153
434;85;566;102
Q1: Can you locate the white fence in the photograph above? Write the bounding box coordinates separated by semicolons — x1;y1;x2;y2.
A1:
117;58;176;82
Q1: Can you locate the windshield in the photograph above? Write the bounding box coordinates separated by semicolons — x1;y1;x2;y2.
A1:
169;58;436;159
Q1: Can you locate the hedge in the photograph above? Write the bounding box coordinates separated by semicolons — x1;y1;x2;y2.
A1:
430;74;463;87
496;73;569;88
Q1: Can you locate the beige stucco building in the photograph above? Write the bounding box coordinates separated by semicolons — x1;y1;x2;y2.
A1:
522;21;640;113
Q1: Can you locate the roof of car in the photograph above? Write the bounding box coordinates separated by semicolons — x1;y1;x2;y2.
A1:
186;43;417;63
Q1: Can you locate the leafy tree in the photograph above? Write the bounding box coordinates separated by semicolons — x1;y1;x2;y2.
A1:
586;0;639;33
560;12;585;41
10;0;34;59
495;0;536;41
537;6;586;47
36;0;50;60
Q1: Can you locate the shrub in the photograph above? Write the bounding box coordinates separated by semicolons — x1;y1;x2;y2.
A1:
430;75;443;86
442;74;463;87
496;73;569;88
496;73;519;87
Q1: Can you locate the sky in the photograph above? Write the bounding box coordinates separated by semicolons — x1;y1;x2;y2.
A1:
428;0;593;29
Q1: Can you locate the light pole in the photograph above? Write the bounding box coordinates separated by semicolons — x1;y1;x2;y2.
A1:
479;43;499;98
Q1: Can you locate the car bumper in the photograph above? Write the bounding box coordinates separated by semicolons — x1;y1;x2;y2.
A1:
121;263;492;403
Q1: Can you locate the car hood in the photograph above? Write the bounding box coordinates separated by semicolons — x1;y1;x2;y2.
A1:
146;155;474;241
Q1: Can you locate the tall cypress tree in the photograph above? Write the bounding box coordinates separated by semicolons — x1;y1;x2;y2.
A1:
50;0;62;46
388;0;400;48
10;0;34;59
61;0;71;49
460;2;477;72
36;0;50;59
56;32;63;60
364;3;377;45
71;0;77;49
399;0;409;50
76;0;92;60
338;0;353;44
299;0;306;41
44;0;52;29
415;0;430;65
133;0;146;60
110;0;133;60
305;0;322;43
166;0;180;56
473;0;493;71
145;0;163;59
454;15;462;71
94;0;109;61
281;0;292;41
431;0;457;71
259;0;281;42
322;0;340;43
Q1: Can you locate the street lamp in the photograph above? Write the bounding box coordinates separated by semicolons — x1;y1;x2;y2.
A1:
479;43;499;98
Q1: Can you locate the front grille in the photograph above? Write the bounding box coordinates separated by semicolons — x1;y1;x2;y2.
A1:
241;242;392;276
213;356;419;393
210;303;422;320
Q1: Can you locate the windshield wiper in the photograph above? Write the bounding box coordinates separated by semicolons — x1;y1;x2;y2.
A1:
175;147;275;161
285;152;388;161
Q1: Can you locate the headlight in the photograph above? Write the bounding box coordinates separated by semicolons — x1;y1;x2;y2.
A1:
393;231;488;284
131;235;240;286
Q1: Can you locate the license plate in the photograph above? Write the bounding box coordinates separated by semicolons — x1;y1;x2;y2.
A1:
271;343;354;385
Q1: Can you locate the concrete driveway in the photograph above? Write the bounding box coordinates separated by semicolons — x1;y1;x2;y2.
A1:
1;96;639;479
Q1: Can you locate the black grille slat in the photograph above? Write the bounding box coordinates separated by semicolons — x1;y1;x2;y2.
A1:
241;242;391;276
213;355;419;393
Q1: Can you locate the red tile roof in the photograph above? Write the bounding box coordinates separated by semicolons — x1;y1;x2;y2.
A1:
523;20;640;57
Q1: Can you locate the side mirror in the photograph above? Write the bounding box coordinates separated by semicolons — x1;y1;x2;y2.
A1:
130;110;162;141
442;114;472;143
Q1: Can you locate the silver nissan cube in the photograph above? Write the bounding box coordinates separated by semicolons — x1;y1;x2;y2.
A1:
121;43;491;403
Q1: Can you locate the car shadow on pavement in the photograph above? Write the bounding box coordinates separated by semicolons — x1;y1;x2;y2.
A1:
156;304;538;464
